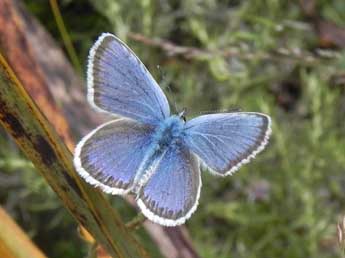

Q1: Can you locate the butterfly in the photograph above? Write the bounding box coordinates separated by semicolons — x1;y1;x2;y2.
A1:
73;33;272;227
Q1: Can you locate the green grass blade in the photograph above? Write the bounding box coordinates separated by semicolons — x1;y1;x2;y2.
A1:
0;52;149;258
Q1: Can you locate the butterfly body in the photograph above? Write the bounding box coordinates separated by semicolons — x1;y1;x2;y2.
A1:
74;33;272;226
132;115;185;193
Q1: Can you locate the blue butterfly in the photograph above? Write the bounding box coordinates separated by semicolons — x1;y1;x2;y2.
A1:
74;33;272;226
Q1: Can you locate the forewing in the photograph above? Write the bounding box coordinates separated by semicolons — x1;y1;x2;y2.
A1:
87;33;170;124
137;144;201;226
74;118;154;194
183;113;271;176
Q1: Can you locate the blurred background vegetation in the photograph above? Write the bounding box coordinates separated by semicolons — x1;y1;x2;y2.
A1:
1;0;345;257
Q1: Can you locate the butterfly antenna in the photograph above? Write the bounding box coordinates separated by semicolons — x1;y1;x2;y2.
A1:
156;65;179;114
169;88;179;115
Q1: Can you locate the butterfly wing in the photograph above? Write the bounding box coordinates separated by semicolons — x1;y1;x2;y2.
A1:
183;112;271;176
137;144;201;226
74;118;154;194
87;33;170;125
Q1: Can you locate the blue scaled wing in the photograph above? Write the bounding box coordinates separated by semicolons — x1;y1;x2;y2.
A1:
137;144;201;226
74;118;154;194
183;113;271;176
87;33;170;125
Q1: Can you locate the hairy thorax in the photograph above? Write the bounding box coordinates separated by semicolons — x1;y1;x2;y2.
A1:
153;115;185;149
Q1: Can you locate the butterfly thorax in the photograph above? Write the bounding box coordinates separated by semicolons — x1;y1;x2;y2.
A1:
153;115;185;148
132;115;185;193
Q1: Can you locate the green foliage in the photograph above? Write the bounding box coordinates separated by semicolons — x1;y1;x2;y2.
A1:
4;0;345;257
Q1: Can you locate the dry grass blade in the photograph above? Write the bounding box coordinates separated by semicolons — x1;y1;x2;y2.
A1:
0;207;47;258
